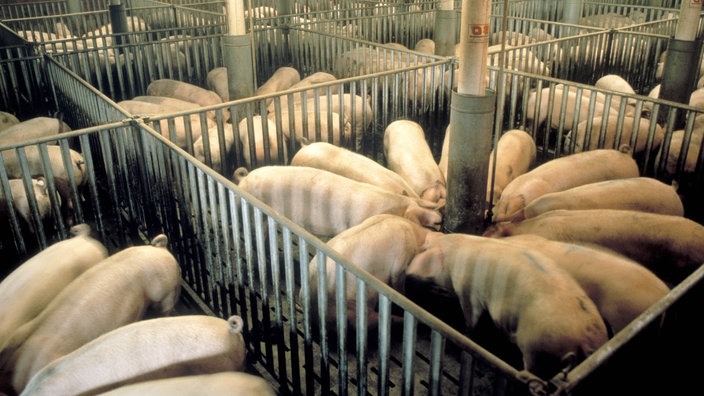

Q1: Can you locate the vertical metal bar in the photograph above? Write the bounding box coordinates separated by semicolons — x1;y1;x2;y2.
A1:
401;311;417;396
428;329;446;396
336;262;348;396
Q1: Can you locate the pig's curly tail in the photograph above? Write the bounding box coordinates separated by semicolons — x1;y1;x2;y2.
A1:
228;315;244;334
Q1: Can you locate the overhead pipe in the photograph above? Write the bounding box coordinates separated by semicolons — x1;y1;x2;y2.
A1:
659;0;703;127
434;0;458;57
223;0;256;121
444;0;496;235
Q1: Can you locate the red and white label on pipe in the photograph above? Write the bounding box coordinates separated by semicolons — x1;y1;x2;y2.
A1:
467;24;490;42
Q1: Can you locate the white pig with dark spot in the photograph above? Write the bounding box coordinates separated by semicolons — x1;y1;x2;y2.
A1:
291;141;420;198
237;115;288;168
515;177;684;221
233;166;443;239
384;120;446;203
503;234;670;334
0;111;20;132
20;315;247;396
0;224;107;349
491;147;640;222
406;233;608;380
0;234;181;394
95;372;276;396
483;209;704;285
305;214;442;334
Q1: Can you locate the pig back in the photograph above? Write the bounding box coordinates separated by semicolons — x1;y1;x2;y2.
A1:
0;224;108;347
94;372;276;396
235;166;441;238
20;315;248;396
290;141;420;198
492;147;640;221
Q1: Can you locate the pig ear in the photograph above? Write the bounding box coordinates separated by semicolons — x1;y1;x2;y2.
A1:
406;246;445;278
404;206;442;230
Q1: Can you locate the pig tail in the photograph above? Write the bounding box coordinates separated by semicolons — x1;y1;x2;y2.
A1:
228;315;244;334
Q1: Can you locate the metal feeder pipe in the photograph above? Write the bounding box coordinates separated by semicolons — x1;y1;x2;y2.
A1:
444;90;496;235
434;0;457;57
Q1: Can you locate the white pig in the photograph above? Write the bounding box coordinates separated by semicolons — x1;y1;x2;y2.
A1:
656;127;703;179
255;66;302;106
95;372;276;396
146;78;224;121
116;100;213;149
0;116;70;146
193;122;236;172
485;129;537;205
516;177;684;221
0;234;181;393
491;147;640;222
406;233;608;380
384;120;446;203
206;66;230;102
291;141;420;198
0;224;107;349
503;234;670;334
20;315;247;396
525;84;620;131
130;95;203;113
233;166;443;239
306;214;442;333
0;111;20;133
237;115;288;168
1;145;88;187
564;114;665;155
483;209;704;285
297;93;373;151
0;178;56;232
271;108;351;148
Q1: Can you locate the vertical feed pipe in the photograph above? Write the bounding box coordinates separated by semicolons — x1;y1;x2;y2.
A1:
224;0;255;119
108;0;129;46
434;0;458;57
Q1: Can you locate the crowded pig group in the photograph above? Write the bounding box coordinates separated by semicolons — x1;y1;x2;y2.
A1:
0;225;268;396
231;115;701;380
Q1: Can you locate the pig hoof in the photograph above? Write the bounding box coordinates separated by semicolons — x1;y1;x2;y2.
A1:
228;315;244;334
151;234;169;248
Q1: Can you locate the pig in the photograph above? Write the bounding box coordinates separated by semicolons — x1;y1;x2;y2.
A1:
483;209;704;285
414;38;436;55
0;111;20;133
384;120;446;203
525;84;621;131
655;127;703;179
594;74;636;98
0;116;71;146
516;177;684;221
283;93;372;150
20;315;247;396
193;122;236;173
233;166;443;239
95;372;276;396
290;141;420;198
503;234;670;334
265;72;340;114
406;233;608;380
491;147;640;222
254;66;302;106
237;115;288;168
130;95;202;113
206;66;230;102
146;79;224;121
1;145;88;187
0;224;107;349
0;234;181;393
485;129;537;206
116;100;213;148
270;108;352;148
306;214;442;335
564;114;665;155
0;178;56;232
